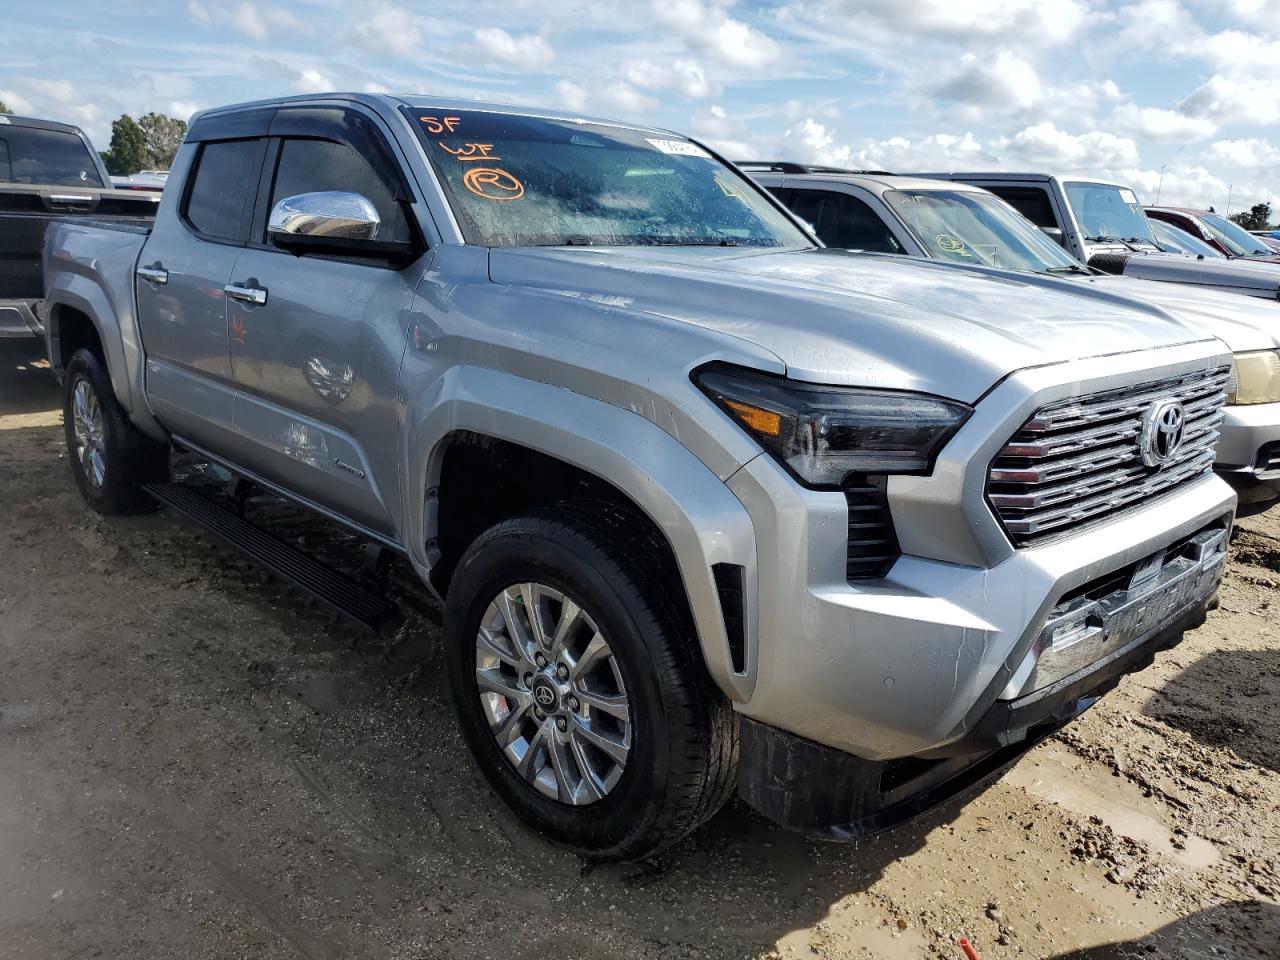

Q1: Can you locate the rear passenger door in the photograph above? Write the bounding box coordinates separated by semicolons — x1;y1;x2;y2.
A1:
137;134;266;451
226;105;424;542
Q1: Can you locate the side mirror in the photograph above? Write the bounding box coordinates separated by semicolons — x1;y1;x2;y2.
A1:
268;191;411;259
1039;225;1066;247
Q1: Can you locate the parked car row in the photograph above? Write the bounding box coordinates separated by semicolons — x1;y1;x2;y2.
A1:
28;93;1279;858
743;165;1280;503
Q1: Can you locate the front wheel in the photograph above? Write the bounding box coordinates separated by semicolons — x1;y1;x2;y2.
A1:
443;505;738;859
63;348;169;514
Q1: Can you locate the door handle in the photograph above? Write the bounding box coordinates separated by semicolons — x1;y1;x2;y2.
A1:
224;283;268;306
136;264;168;285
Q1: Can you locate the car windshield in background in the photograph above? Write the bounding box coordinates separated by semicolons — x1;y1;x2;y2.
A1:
1064;182;1155;244
403;108;810;248
885;189;1082;273
0;126;104;187
1150;219;1223;258
1198;212;1274;257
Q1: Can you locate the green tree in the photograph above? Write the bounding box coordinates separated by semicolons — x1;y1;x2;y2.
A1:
1229;203;1273;232
99;114;147;176
0;99;10;114
136;112;186;170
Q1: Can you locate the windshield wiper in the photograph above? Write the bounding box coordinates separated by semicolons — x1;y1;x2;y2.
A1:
1085;235;1141;252
1044;265;1092;275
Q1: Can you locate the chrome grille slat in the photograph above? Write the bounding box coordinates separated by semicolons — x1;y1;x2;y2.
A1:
988;366;1230;546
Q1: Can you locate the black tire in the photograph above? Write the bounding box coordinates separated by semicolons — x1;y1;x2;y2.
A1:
444;503;739;860
63;348;169;514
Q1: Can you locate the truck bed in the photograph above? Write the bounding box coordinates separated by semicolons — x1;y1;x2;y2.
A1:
0;184;158;336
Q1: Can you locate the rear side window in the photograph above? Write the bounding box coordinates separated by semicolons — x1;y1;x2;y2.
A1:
184;138;263;242
990;186;1057;229
785;189;903;253
0;125;104;187
269;137;410;242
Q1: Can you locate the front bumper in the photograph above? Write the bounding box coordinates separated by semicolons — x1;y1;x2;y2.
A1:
738;522;1227;837
1216;401;1280;503
0;299;44;339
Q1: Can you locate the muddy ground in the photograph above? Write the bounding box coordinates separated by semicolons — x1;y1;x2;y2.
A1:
0;338;1277;960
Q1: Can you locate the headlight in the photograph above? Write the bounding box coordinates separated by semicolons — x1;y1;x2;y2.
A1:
1227;350;1280;405
694;364;972;487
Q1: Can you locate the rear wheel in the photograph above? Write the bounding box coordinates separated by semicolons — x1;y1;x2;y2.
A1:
63;348;169;514
444;504;738;859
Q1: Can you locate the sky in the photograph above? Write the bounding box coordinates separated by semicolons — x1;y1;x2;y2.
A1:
1;0;1278;214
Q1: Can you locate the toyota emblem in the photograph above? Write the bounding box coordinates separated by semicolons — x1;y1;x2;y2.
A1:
1139;399;1186;467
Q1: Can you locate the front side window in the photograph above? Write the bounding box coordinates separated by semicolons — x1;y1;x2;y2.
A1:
0;126;104;187
885;189;1081;273
785;190;904;254
185;138;263;242
1064;181;1155;244
402;108;810;248
269;137;411;243
1197;212;1273;257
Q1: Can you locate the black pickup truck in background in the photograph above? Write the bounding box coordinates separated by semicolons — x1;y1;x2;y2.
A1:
0;114;160;338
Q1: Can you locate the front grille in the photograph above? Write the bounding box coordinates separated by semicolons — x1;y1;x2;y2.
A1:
988;366;1230;545
845;476;899;579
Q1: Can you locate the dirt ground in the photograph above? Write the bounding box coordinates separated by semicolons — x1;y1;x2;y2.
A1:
1;337;1277;960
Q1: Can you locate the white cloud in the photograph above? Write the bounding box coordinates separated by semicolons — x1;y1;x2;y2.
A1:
473;28;556;71
622;58;717;98
352;3;425;60
1180;74;1280;129
289;69;333;94
187;0;210;25
169;100;200;119
27;79;99;125
554;80;589;112
600;82;660;115
932;51;1044;114
652;0;780;69
0;88;34;115
785;0;1089;49
1110;103;1216;141
994;121;1141;172
851;132;996;172
1202;138;1280;173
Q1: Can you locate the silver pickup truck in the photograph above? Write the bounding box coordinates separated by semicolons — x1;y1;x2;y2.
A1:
42;94;1236;858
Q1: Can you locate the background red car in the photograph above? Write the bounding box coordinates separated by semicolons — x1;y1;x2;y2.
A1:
1145;206;1280;262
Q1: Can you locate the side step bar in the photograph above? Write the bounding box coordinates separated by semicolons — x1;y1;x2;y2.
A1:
144;482;403;635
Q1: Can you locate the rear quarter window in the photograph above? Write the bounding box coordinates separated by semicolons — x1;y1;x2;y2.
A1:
989;186;1057;229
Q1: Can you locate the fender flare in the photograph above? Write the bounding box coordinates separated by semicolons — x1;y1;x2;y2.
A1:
403;365;760;702
45;275;167;442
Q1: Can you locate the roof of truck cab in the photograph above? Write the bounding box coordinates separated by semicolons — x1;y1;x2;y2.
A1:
749;170;988;195
910;172;1132;190
187;92;678;138
0;114;85;135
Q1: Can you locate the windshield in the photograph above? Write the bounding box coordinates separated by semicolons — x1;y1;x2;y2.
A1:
1198;212;1274;257
0;125;104;187
1150;219;1223;258
885;188;1083;273
1064;182;1155;244
403;108;810;248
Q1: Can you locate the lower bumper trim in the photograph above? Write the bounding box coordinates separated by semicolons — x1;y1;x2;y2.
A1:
737;602;1207;840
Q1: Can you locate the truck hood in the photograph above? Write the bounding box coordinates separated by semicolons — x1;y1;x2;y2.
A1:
489;247;1209;402
1110;249;1280;299
1088;275;1280;352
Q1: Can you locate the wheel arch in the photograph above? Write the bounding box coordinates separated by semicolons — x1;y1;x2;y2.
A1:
403;365;760;702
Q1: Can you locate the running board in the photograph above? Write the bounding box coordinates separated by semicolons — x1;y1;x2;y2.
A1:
144;482;402;635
